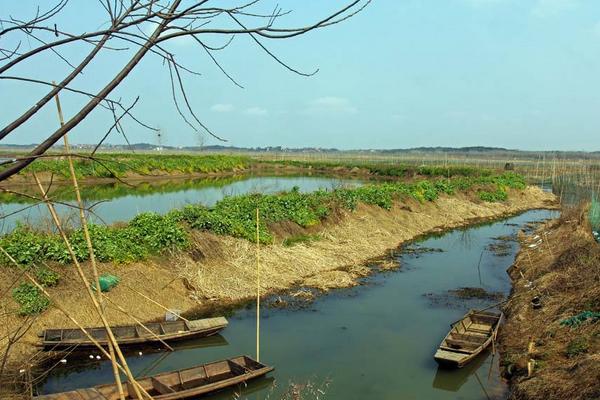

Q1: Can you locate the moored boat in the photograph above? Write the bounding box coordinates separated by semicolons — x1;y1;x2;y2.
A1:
33;355;273;399
39;317;228;349
434;310;503;368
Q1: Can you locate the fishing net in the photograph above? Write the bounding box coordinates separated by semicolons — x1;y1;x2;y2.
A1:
91;273;120;292
560;311;600;328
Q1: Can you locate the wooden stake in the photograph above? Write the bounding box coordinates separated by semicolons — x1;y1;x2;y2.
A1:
32;174;147;400
53;86;127;400
256;207;260;363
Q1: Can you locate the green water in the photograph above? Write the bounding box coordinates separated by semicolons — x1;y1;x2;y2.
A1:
0;175;361;232
37;209;557;399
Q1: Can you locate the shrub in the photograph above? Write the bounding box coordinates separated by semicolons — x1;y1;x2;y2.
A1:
479;188;508;202
12;283;50;315
34;266;60;287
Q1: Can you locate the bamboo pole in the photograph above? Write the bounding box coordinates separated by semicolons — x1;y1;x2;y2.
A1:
53;85;126;400
32;174;148;399
101;294;174;351
0;247;152;399
120;283;190;324
256;207;260;363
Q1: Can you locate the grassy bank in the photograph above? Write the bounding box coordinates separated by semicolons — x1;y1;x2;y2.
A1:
262;158;495;178
3;152;501;182
0;182;557;393
0;173;526;271
14;153;249;179
499;207;600;400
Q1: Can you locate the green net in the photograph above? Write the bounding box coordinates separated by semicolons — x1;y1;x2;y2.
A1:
91;273;120;292
560;311;600;328
590;195;600;242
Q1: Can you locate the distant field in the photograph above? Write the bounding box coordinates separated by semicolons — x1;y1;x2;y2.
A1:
1;149;598;202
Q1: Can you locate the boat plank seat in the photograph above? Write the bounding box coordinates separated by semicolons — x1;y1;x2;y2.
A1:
467;323;492;333
160;321;186;334
444;338;481;350
471;315;498;325
151;377;176;394
435;349;469;362
33;355;272;400
450;333;487;343
179;366;209;390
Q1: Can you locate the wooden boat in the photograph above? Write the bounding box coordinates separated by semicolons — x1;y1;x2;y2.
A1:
39;317;228;349
34;355;274;399
434;310;503;368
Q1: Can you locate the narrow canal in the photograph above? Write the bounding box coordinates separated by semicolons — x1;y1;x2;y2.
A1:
36;209;557;399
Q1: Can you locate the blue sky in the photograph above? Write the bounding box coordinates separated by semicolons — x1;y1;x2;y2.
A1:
1;0;600;150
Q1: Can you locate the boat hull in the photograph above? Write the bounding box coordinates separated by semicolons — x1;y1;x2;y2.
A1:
39;317;228;350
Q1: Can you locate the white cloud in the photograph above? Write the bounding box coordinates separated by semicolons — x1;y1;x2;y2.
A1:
532;0;577;18
210;103;234;113
305;96;357;115
243;106;268;116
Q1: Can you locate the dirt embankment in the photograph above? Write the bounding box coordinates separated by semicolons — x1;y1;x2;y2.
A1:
499;206;600;400
0;186;556;383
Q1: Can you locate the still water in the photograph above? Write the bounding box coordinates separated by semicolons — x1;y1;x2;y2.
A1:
0;175;360;232
37;209;557;399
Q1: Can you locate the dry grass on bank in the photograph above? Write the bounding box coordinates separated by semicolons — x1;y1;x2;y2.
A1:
0;186;556;385
500;206;600;400
179;187;557;303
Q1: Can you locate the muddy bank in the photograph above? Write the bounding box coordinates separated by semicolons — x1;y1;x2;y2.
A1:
0;186;556;391
499;206;600;400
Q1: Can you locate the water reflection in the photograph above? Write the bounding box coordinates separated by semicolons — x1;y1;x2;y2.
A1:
37;210;557;399
0;175;362;232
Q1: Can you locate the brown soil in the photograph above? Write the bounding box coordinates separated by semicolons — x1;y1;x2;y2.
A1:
0;186;557;396
499;206;600;400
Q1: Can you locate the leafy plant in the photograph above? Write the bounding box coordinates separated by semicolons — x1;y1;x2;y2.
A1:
0;172;527;266
12;283;50;315
34;266;60;287
479;188;508;202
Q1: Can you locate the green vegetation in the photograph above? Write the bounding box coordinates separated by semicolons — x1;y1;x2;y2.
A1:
34;266;60;287
0;213;187;267
590;195;600;231
265;159;494;178
565;337;589;358
18;154;249;179
0;173;525;267
12;283;50;315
